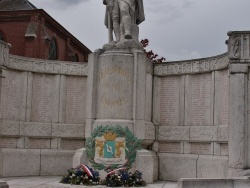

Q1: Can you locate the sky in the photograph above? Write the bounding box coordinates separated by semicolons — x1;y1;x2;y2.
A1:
29;0;250;61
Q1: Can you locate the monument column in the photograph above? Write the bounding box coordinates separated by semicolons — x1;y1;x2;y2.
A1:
0;41;10;120
227;31;250;176
76;1;157;183
0;41;10;177
85;47;155;146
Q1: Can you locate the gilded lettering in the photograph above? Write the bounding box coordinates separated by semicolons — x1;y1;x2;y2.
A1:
101;97;127;107
105;81;125;91
99;66;132;81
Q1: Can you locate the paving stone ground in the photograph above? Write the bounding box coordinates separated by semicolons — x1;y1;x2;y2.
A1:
0;176;178;188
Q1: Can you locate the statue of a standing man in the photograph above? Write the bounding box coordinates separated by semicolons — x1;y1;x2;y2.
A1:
103;0;145;43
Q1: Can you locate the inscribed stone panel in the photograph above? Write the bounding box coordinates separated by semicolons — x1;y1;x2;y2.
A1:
0;137;17;148
158;126;189;141
159;142;182;153
219;70;229;125
160;76;181;126
218;70;229;125
190;73;212;125
1;70;26;121
25;138;51;149
145;74;152;122
20;122;51;137
65;76;87;124
52;123;85;138
31;74;59;122
59;139;85;150
96;53;134;119
190;126;217;141
153;77;161;125
191;142;213;155
220;144;229;156
218;126;228;142
197;155;228;178
145;122;155;140
1;120;19;136
215;70;229;127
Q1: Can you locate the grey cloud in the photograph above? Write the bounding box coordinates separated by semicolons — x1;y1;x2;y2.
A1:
31;0;90;10
52;0;88;7
144;0;195;23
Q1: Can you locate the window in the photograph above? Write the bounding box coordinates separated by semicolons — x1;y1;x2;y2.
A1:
0;32;5;42
49;38;58;60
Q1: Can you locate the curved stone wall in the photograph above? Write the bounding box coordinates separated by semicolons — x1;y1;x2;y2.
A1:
2;31;250;181
153;53;230;180
0;42;88;177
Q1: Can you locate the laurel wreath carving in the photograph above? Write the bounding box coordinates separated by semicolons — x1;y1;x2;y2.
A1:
86;125;142;170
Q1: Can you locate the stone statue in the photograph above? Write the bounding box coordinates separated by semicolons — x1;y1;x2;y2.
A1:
103;0;145;43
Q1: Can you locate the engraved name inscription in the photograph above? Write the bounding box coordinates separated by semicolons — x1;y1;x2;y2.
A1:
27;138;51;149
191;74;212;125
0;137;17;148
219;70;229;125
159;142;181;153
191;142;212;155
160;77;180;125
60;139;85;150
2;70;24;120
31;74;55;122
66;77;87;124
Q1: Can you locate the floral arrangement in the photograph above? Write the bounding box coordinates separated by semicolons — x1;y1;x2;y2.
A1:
141;38;166;63
60;164;101;185
105;168;146;187
60;164;146;187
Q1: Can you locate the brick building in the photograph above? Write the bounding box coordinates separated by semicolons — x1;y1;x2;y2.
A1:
0;0;91;62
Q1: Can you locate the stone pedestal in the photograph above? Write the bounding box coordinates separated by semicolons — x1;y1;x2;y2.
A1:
227;31;250;176
72;148;87;168
228;64;248;176
136;149;158;183
81;46;157;180
85;48;155;146
177;178;250;188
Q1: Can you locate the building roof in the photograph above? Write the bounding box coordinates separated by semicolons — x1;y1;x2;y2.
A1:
0;0;37;11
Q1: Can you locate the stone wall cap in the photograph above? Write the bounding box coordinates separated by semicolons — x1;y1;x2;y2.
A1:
228;31;250;36
155;52;228;65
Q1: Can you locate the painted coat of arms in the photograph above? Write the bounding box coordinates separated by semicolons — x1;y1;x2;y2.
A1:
86;125;142;170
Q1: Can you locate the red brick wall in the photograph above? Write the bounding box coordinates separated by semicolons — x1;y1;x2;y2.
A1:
0;12;90;63
0;20;29;56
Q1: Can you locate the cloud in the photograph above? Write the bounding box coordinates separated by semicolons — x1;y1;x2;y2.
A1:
52;0;89;7
144;0;195;23
31;0;90;10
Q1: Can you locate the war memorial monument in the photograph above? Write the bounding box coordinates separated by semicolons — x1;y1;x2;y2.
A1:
1;0;250;187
